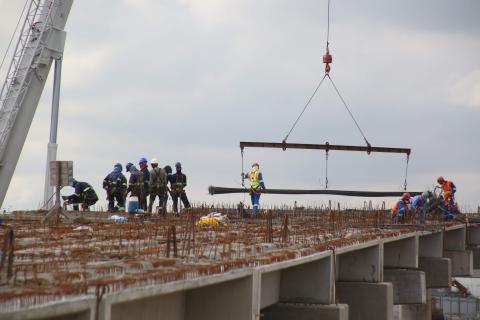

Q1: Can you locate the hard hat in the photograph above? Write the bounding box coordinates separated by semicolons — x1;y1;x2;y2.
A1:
421;191;429;199
164;165;172;174
114;162;122;169
175;162;182;169
252;162;259;168
150;158;158;165
402;193;411;201
126;162;133;172
139;157;148;164
437;176;445;184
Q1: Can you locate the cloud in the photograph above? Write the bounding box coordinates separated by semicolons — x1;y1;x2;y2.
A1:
1;0;479;210
447;70;480;109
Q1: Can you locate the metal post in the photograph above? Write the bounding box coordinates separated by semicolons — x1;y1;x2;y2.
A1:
43;58;62;208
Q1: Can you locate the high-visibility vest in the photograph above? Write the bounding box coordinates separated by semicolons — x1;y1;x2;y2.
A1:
442;181;455;195
248;170;260;190
391;200;406;216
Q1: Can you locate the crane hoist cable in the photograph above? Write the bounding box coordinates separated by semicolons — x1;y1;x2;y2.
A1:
282;0;370;148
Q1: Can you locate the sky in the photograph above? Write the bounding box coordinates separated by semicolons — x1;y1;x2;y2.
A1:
0;0;479;211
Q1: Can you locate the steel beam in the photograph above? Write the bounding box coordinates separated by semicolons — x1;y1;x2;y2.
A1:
209;186;421;197
239;141;411;155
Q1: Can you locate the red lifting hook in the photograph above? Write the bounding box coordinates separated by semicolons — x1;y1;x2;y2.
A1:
323;48;332;74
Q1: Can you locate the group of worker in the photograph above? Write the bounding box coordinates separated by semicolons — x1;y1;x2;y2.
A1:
391;176;457;224
64;158;456;221
64;158;191;215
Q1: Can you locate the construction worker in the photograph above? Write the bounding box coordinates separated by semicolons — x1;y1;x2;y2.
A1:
63;179;98;211
409;192;429;224
164;165;173;210
171;162;191;214
437;176;457;206
242;162;266;217
391;193;411;224
102;163;127;212
126;163;145;211
138;158;150;211
149;158;168;215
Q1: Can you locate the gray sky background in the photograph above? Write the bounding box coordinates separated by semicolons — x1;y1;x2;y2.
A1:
1;0;479;211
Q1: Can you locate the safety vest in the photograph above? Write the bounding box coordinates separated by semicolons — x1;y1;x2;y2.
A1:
442;181;455;195
391;200;406;216
248;170;260;190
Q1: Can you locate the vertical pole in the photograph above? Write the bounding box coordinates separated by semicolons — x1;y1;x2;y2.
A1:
43;58;62;208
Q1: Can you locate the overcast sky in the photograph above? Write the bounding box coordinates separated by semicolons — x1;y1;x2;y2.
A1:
1;0;479;211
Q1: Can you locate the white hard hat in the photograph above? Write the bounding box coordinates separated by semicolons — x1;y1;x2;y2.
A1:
150;158;158;165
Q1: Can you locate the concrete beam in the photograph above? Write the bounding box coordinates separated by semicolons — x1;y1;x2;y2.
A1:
468;225;480;246
184;276;253;320
470;247;480;269
259;253;333;308
337;244;382;282
418;257;451;288
109;292;185;320
337;282;393;320
384;236;418;269
444;226;466;251
279;256;333;304
262;302;348;320
0;297;94;320
419;232;443;258
443;250;473;276
383;269;426;304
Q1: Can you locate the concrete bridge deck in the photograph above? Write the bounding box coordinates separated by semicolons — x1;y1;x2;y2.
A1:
1;211;479;320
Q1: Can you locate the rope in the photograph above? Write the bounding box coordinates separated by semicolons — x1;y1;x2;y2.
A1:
403;154;410;191
327;74;371;146
0;0;29;73
325;150;329;189
283;74;327;142
241;148;245;187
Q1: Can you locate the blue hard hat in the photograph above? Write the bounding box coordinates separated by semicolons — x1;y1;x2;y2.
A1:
114;162;122;169
175;162;181;169
126;162;133;172
164;165;172;174
139;157;147;164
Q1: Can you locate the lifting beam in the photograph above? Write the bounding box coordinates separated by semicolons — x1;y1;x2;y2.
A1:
240;141;411;155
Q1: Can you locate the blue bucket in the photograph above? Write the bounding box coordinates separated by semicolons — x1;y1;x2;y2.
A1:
127;196;139;213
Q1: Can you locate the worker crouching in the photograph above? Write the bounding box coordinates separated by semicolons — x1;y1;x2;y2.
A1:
63;179;99;211
391;193;411;224
243;162;266;217
409;192;429;224
437;176;456;206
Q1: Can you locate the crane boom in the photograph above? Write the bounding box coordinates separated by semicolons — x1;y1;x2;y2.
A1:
0;0;73;208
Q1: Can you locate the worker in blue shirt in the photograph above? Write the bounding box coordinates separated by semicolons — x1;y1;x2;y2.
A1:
242;162;266;217
409;192;429;224
391;193;411;224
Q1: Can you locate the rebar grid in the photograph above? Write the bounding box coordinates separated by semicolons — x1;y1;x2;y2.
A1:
0;206;467;312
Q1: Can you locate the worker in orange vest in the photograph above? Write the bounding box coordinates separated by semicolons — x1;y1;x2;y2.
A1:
437;176;456;205
391;193;411;224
